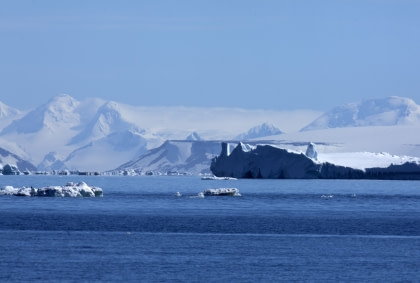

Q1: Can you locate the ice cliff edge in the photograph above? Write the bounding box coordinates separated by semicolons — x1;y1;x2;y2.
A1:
210;142;420;180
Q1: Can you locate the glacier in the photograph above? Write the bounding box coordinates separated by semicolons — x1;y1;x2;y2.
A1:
210;142;420;180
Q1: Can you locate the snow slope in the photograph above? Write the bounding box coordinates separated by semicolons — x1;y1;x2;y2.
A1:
0;101;25;131
63;130;154;171
0;101;22;120
115;140;222;175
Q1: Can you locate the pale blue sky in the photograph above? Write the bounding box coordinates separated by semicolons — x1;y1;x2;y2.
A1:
1;1;419;110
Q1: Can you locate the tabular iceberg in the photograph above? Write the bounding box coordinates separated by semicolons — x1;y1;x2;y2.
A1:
0;181;103;197
210;142;420;180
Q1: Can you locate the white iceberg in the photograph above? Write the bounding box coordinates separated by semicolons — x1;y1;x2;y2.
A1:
203;188;241;196
305;142;318;160
211;142;420;180
0;181;103;197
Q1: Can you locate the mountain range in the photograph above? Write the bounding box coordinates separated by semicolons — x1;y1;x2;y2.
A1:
0;95;419;174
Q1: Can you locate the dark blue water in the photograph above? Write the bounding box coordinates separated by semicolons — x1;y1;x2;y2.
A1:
1;176;419;282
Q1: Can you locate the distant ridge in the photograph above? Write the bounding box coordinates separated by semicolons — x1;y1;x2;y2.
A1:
301;96;420;131
0;101;21;119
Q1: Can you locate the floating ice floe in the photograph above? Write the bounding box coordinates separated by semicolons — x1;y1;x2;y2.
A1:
201;176;237;180
189;192;205;199
203;188;241;196
0;182;103;197
321;194;334;199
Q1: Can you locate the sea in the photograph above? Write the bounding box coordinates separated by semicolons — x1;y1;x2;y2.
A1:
0;175;419;282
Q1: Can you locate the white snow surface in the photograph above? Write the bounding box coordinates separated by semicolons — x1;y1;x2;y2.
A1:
0;181;103;197
317;152;420;170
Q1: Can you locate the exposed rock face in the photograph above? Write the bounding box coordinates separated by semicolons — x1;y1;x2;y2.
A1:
210;142;420;180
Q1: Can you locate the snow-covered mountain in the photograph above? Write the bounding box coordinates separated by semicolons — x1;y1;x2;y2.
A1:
301;96;420;131
0;94;314;171
115;140;222;175
0;94;103;165
0;101;25;131
1;94;81;135
0;101;21;119
235;123;283;140
69;101;143;145
186;132;202;141
63;130;154;171
37;152;67;172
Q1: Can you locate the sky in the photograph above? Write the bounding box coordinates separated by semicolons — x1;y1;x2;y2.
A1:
0;0;419;111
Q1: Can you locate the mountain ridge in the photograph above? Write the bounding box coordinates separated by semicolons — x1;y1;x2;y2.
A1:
0;94;419;172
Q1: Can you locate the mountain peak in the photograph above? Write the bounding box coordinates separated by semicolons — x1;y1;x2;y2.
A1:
43;94;80;122
186;132;202;141
0;94;80;135
68;100;141;145
48;93;78;104
0;101;21;119
235;122;283;140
